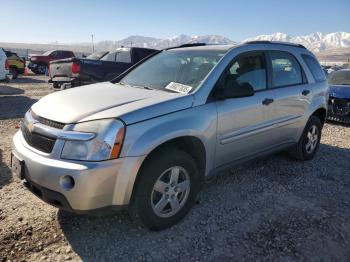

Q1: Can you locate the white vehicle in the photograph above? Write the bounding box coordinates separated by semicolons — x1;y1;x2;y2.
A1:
0;48;9;81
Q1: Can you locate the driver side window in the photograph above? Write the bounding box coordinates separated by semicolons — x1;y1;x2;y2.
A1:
227;52;267;92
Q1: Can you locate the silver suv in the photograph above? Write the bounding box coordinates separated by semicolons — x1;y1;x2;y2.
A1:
12;42;328;230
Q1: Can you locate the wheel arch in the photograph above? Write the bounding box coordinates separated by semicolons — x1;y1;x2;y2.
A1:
311;107;327;126
129;135;207;204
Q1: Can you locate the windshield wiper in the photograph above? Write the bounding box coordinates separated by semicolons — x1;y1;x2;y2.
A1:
129;84;154;90
118;82;156;90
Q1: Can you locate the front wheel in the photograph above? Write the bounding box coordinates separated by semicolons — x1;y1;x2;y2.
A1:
9;68;18;79
132;148;201;230
289;116;322;160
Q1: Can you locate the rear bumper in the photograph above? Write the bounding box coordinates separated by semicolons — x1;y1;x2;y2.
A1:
12;131;146;212
48;77;75;83
48;77;87;88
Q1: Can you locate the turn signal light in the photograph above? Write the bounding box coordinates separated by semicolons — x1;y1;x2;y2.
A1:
111;127;125;159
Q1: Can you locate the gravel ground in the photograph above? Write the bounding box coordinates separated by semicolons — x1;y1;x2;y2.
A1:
1;76;350;262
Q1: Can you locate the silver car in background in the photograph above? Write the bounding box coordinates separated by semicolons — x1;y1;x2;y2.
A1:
12;42;328;230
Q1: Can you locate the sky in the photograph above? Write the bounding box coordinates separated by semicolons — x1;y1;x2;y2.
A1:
0;0;349;43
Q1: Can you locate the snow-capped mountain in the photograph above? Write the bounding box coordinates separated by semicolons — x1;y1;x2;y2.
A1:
2;32;348;58
93;32;349;52
188;35;237;45
94;34;237;50
243;32;350;52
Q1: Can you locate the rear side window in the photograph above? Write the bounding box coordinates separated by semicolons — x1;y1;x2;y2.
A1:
101;52;117;61
270;51;303;88
115;51;131;63
302;54;326;82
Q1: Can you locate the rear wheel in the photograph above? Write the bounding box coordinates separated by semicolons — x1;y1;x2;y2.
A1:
289;116;322;160
132;148;201;230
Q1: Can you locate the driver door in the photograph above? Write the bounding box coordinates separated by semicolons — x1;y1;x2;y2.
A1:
214;51;276;167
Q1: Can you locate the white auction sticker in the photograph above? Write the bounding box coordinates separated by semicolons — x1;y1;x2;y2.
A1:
165;82;193;94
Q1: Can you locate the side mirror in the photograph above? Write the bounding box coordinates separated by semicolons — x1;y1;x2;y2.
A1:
82;54;87;58
214;76;255;99
224;81;254;98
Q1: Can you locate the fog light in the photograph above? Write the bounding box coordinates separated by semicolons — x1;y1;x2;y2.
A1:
59;175;75;190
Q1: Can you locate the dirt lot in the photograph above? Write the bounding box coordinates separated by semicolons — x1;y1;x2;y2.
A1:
1;76;350;261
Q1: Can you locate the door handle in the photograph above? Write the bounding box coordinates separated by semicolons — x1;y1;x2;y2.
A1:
302;89;310;96
262;98;274;105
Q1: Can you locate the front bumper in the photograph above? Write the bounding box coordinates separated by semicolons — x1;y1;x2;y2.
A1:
327;97;350;123
27;62;37;70
12;131;146;212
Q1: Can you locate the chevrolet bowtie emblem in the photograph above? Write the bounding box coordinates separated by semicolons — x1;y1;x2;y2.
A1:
27;122;34;133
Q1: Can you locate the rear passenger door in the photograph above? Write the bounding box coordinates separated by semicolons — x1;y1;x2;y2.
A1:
214;51;277;167
267;50;310;145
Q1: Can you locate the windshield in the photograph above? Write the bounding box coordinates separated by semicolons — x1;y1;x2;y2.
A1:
120;49;225;93
42;50;54;56
328;70;350;85
86;51;108;60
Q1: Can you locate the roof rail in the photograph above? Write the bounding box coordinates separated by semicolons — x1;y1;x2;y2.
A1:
244;40;306;49
166;43;206;50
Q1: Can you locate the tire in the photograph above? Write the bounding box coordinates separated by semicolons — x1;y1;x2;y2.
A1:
10;67;18;79
289;116;322;161
132;148;201;230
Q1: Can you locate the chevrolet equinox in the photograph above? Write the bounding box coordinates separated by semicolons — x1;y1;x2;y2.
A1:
12;42;328;230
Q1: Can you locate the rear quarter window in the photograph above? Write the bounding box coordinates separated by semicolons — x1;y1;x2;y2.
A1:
301;54;326;82
101;52;117;62
116;51;131;63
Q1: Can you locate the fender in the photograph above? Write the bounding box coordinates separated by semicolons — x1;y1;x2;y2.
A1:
121;103;218;177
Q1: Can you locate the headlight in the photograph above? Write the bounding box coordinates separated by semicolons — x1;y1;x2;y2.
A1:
61;119;125;161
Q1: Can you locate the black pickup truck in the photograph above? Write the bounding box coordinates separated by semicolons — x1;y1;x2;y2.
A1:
48;47;158;89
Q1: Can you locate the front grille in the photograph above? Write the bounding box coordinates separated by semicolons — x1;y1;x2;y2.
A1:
31;111;65;129
21;124;56;153
328;97;350;116
329;97;350;107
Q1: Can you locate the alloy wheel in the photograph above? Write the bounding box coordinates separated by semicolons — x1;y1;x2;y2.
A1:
151;166;190;218
305;125;319;154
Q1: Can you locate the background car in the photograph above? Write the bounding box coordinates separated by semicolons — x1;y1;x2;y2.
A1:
28;50;75;74
5;50;26;79
327;69;350;123
48;47;158;89
0;48;10;81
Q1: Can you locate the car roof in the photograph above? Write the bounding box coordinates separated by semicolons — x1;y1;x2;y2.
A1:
168;41;309;53
168;44;235;52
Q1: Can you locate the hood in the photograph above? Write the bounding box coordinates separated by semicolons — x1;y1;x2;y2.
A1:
31;82;194;125
29;54;47;58
329;84;350;99
29;55;49;61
